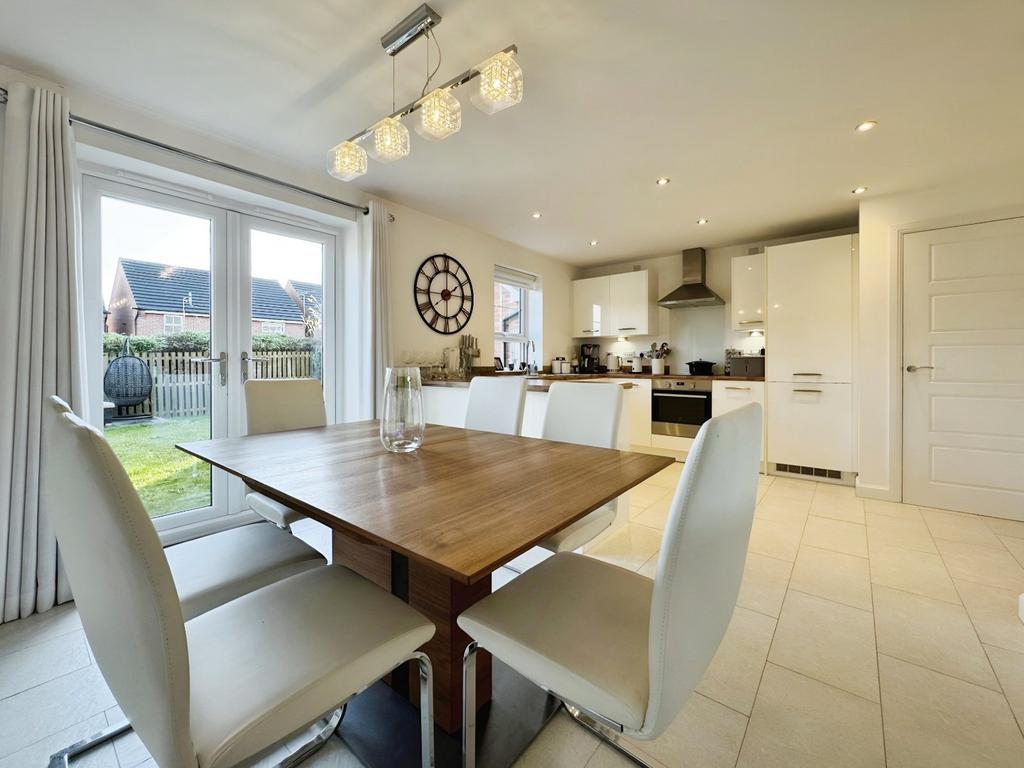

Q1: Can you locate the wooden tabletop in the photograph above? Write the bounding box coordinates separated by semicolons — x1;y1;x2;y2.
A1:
178;421;673;584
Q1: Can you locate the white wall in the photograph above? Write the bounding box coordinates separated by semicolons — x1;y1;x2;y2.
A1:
856;166;1024;500
577;229;853;372
384;199;574;369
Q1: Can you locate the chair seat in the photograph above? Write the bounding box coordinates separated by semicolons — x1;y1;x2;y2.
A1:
458;552;652;729
166;522;324;621
246;491;306;528
539;503;617;553
187;565;435;768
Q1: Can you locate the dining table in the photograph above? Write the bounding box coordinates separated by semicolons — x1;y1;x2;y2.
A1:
178;420;673;766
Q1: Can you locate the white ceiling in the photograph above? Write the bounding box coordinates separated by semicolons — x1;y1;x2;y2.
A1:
2;1;1023;265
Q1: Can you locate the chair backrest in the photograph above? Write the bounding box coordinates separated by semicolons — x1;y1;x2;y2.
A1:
43;397;195;767
640;403;762;739
244;378;327;435
465;376;527;435
541;382;623;448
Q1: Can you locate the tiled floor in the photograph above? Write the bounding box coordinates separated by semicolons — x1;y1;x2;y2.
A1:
3;471;1024;767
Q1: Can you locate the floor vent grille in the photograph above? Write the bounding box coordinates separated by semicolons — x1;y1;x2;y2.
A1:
773;463;842;480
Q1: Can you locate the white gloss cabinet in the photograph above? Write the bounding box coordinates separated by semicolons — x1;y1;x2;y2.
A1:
766;383;853;471
712;380;766;465
731;252;766;331
572;270;655;338
765;235;854;383
573;275;611;337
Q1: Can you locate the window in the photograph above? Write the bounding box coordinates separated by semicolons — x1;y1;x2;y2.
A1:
260;320;286;335
164;313;184;334
493;265;538;370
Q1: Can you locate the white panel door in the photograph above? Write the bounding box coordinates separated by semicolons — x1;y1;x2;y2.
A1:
902;217;1024;520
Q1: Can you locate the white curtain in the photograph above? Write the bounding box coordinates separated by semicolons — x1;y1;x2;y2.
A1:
370;199;392;417
0;83;88;622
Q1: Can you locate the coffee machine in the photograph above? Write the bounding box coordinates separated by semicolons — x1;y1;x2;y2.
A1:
580;343;600;373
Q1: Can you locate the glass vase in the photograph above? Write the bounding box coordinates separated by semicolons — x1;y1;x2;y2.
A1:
380;366;425;453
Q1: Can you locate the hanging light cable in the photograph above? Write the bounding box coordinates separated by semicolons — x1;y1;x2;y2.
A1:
416;30;461;141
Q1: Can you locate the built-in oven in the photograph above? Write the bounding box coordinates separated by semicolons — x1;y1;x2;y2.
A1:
651;378;712;438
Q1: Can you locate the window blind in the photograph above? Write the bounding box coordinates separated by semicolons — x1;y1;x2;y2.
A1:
494;264;539;291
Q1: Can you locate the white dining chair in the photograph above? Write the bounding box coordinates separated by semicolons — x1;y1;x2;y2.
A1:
458;404;762;767
47;396;324;621
465;376;527;435
44;409;436;768
244;378;327;530
536;382;624;552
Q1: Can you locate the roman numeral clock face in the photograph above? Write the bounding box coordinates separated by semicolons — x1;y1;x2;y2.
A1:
413;254;474;334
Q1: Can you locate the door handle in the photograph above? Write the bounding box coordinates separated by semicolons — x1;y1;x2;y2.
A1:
241;351;271;384
725;386;751;391
792;388;823;393
738;320;763;325
617;327;637;331
190;352;227;386
905;365;935;373
793;372;823;376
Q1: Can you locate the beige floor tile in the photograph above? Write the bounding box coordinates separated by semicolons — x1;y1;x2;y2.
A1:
736;663;884;768
629;483;672;512
696;607;777;715
878;654;1024;768
747;518;804;562
624;693;747;768
637;552;659;579
865;511;937;554
768;591;879;702
868;543;960;604
737;553;793;618
986;516;1024;540
0;602;82;656
584;744;660;768
648;463;683;489
755;497;810;526
872;584;998;690
634;497;671;530
0;712;115;768
922;507;1005;549
862;500;922;521
954;579;1024;653
762;477;816;502
586;524;663;571
935;538;1024;592
985;645;1024;733
801;516;868;558
515;710;600;768
1000;535;1024;567
0;629;91;700
809;496;865;524
789;545;872;611
813;482;858;500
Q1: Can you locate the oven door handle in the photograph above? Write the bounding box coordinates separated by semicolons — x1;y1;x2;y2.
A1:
652;392;709;399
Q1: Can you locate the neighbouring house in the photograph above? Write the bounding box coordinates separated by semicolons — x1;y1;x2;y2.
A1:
107;259;316;338
284;279;323;337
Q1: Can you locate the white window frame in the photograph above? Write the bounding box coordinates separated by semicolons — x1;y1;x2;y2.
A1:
164;313;185;334
494;280;528;367
260;320;286;335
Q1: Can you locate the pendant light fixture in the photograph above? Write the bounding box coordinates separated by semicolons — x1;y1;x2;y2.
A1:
325;4;522;181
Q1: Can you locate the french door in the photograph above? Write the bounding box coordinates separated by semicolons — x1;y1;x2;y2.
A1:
83;176;336;531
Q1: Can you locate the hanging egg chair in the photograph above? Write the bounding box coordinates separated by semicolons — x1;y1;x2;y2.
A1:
103;338;152;410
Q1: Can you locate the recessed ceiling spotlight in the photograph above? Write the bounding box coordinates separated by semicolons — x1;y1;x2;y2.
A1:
852;186;868;195
589;240;599;246
696;218;709;225
531;211;542;219
855;120;878;132
655;177;671;186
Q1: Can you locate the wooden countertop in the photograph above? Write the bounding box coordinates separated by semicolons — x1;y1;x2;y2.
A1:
423;372;764;389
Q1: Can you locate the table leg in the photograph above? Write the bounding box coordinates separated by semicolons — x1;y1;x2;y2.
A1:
332;530;492;734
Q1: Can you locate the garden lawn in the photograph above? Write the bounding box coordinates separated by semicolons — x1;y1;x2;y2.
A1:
104;416;211;518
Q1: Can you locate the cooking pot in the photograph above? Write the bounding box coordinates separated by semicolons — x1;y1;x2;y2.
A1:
686;359;715;375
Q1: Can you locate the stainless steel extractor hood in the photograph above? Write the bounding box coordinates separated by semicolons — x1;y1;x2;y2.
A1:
657;248;725;308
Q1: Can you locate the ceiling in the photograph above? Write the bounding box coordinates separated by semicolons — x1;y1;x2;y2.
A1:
2;1;1023;265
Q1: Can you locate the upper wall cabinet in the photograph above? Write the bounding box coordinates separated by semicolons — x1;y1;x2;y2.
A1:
765;235;855;383
573;270;656;337
731;252;766;330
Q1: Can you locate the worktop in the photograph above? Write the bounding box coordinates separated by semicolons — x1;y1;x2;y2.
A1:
422;372;764;390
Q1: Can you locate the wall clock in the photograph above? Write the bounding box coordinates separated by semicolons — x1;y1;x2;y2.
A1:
413;253;474;334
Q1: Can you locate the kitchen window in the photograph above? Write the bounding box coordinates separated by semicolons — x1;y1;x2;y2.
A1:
493;265;538;370
261;320;285;335
164;313;184;334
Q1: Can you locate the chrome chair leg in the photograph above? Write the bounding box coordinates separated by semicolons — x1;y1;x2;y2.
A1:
277;706;345;768
414;651;436;768
563;703;654;768
462;641;478;768
48;719;131;768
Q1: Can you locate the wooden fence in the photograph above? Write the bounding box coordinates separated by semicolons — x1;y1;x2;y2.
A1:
104;349;317;418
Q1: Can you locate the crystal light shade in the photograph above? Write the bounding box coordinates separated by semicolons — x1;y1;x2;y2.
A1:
368;117;410;162
326;141;367;181
416;88;462;141
471;52;523;115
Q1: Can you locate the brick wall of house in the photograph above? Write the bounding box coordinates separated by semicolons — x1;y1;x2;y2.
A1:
251;319;306;338
134;312;212;336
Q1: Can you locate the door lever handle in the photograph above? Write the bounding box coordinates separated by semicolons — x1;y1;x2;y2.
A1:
241;351;271;384
190;352;227;386
905;365;935;373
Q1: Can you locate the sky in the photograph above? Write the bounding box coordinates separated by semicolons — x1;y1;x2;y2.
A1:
100;197;323;305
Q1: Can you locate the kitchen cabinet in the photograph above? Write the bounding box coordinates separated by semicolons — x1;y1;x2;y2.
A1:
765;235;854;383
731;252;766;331
573;270;655;338
766;382;853;471
573;275;611;337
712;380;766;466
